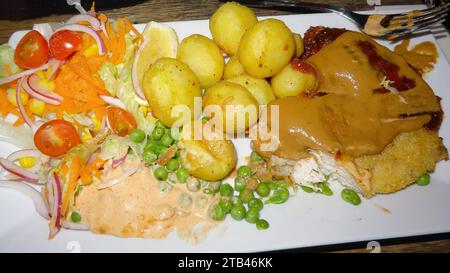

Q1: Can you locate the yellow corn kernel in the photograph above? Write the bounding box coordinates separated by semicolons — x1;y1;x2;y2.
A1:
35;70;45;79
38;78;56;91
91;117;101;131
19;157;36;169
83;43;99;57
29;98;45;116
81;128;93;142
139;106;148;117
7;88;29;107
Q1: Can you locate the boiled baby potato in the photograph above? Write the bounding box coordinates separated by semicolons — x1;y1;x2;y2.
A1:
271;59;317;98
203;81;259;134
227;74;275;105
177;34;224;88
293;33;304;58
238;18;295;78
223;56;246;80
178;120;237;181
142;58;201;127
209;1;257;56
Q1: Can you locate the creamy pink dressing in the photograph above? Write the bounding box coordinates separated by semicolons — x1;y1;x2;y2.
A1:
74;159;217;239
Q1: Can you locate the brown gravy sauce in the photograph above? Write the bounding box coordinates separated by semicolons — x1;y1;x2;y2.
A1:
254;32;439;160
394;39;438;74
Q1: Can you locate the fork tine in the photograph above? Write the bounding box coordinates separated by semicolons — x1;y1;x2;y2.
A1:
390;3;449;24
391;2;450;21
387;18;447;40
386;12;448;35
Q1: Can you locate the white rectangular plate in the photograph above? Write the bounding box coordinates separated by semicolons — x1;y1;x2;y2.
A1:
1;12;450;253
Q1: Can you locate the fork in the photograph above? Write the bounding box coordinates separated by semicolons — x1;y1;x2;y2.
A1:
226;0;449;40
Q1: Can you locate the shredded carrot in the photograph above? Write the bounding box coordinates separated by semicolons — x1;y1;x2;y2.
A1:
0;88;8;117
125;17;144;47
80;157;105;185
3;64;12;76
61;156;81;217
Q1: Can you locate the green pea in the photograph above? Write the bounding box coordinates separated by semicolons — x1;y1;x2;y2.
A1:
219;183;234;197
154;167;168;181
230;205;246;221
256;182;270;197
237;165;252;178
144;141;157;153
231;195;243;206
166;158;179;171
234;177;246;192
317;182;333;196
270;180;289;190
160;133;173;147
250;151;264;163
248;198;264;211
143;149;157;164
219;199;233;214
256;219;269;230
416;173;430;186
301;185;314;193
265;188;289;205
209;204;226;221
71;211;81;223
245;207;260;223
341;188;361;205
155;120;167;129
153;144;167;156
240;188;254;203
152;127;165;140
207;181;222;193
176;167;190;183
129;128;145;143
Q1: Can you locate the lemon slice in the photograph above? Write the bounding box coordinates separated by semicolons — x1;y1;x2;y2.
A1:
132;21;179;99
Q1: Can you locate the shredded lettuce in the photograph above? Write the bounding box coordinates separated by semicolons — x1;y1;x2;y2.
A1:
0;44;21;78
98;34;154;134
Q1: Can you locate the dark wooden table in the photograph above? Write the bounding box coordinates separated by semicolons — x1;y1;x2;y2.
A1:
0;0;449;253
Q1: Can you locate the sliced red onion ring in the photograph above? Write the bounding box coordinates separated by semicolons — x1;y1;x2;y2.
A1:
97;164;139;190
47;59;64;80
131;38;149;100
61;219;90;230
0;157;40;183
54;24;105;55
22;74;62;105
0;180;50;220
48;173;62;239
100;21;108;39
7;149;42;162
0;62;50;85
112;153;127;168
100;95;126;109
66;14;100;30
33;23;53;41
16;77;37;130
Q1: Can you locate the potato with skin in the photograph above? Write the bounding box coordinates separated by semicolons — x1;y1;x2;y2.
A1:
203;81;259;134
271;59;317;98
178;120;237;181
223;56;246;80
177;34;224;88
238;18;296;78
227;74;275;105
209;1;257;56
142;58;201;127
293;33;304;58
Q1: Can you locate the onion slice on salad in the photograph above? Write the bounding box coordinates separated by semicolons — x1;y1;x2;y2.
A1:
131;38;149;100
6;149;43;162
66;14;100;30
33;23;53;41
16;77;37;129
48;173;62;239
0;61;50;85
22;73;63;105
0;180;50;220
112;153;127;168
47;59;64;80
54;24;106;56
97;164;139;190
100;95;126;109
0;157;40;183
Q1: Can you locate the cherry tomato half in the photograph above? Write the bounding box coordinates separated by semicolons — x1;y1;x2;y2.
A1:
34;120;81;157
49;30;82;60
14;30;49;69
107;107;137;137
